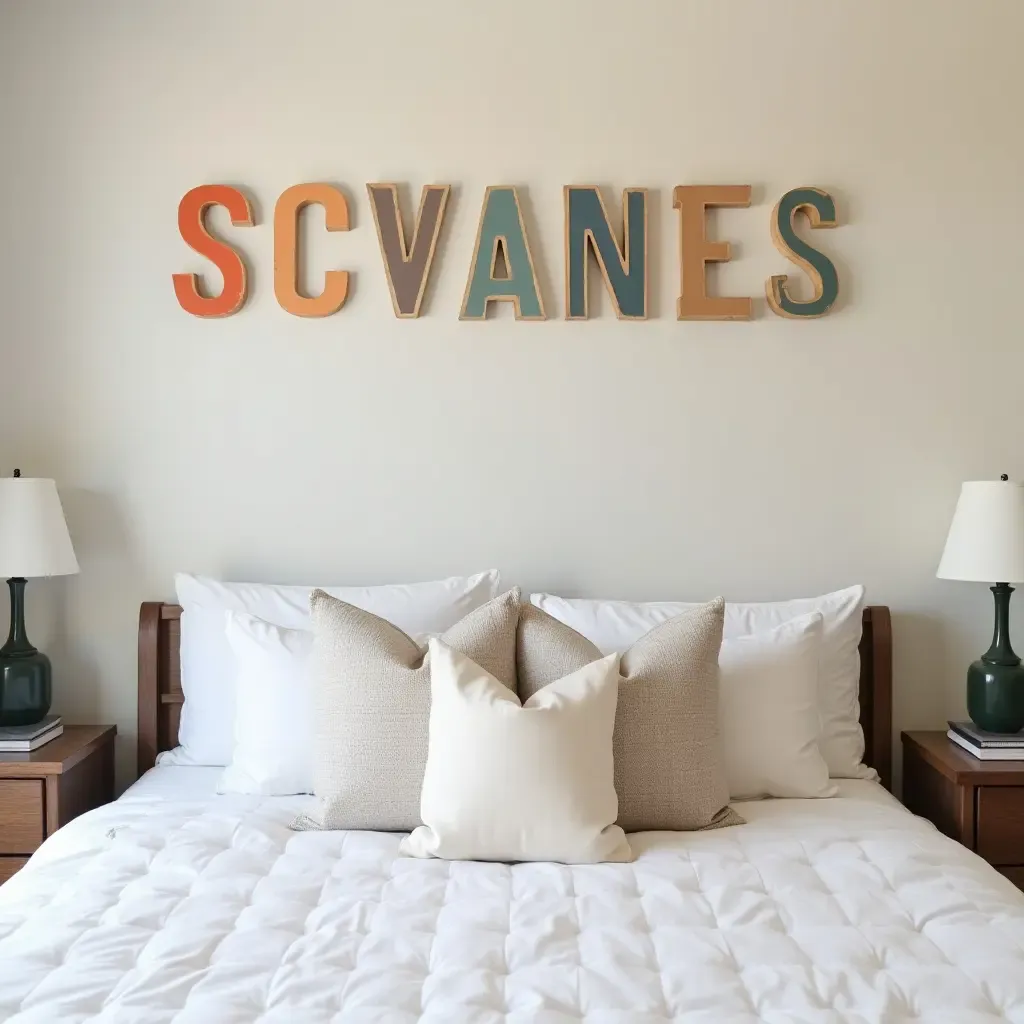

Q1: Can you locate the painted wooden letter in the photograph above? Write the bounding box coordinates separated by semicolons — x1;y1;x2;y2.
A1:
564;186;647;320
460;186;545;320
766;187;839;318
172;184;254;317
674;185;752;321
367;184;450;318
273;183;350;317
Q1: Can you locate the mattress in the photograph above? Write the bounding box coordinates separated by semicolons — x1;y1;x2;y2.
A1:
0;773;1022;1023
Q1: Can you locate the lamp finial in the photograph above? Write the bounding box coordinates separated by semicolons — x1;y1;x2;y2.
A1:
12;469;20;478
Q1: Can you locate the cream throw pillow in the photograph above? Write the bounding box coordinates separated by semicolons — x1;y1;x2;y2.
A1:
517;598;742;833
295;587;520;832
402;639;632;864
720;613;837;800
530;586;868;779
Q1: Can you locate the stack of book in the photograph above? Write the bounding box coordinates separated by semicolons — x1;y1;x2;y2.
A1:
947;720;1024;760
0;715;63;753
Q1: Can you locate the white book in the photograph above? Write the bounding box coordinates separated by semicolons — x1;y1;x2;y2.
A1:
0;722;63;752
948;728;1024;760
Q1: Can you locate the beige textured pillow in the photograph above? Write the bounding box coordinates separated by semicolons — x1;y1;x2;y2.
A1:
517;598;742;833
296;586;520;831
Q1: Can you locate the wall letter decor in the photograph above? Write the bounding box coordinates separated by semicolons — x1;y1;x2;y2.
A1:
273;183;350;317
172;184;254;317
460;186;546;321
765;187;839;319
564;186;647;320
175;180;845;321
367;183;450;318
673;185;753;321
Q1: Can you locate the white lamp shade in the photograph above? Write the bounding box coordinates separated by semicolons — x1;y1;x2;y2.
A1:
937;479;1024;583
0;477;79;578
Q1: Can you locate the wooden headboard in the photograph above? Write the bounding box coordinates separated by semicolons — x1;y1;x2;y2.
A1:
138;603;894;790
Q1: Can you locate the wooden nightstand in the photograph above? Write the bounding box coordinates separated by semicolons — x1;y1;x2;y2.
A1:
0;724;115;884
902;730;1024;891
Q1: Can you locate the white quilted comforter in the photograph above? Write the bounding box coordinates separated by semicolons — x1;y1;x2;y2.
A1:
0;774;1022;1023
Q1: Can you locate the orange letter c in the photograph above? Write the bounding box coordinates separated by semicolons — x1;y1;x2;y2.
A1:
274;184;350;317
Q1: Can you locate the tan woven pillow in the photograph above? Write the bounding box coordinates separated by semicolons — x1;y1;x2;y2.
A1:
517;598;742;832
295;586;520;831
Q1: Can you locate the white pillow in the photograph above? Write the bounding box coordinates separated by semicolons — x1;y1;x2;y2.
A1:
401;640;632;864
217;613;314;796
216;607;832;805
530;586;869;780
720;613;836;800
163;570;501;766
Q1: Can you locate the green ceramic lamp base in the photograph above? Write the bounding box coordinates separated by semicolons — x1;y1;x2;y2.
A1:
967;658;1024;733
0;577;52;728
966;583;1024;735
0;651;52;727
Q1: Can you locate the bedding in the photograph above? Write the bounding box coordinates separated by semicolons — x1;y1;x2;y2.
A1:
718;612;836;800
518;599;740;832
402;642;630;864
298;588;520;832
531;585;870;780
216;600;832;804
2;772;1022;1023
218;611;315;795
170;570;502;766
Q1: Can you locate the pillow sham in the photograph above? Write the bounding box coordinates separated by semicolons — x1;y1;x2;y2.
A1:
295;587;520;832
517;598;741;832
402;640;631;864
217;612;314;796
165;569;501;766
719;613;835;800
530;585;868;779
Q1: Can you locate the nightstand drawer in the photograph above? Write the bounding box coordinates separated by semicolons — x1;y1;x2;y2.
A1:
0;780;44;854
976;787;1024;865
0;857;28;884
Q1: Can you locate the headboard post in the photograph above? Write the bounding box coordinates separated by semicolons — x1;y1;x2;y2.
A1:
859;605;893;790
137;603;161;775
137;601;183;776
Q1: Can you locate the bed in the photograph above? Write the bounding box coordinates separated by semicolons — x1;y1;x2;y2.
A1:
0;604;1021;1023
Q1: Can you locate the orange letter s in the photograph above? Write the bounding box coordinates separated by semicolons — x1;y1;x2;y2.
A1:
172;185;254;317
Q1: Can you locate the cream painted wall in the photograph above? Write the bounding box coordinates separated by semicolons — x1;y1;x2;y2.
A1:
0;0;1021;788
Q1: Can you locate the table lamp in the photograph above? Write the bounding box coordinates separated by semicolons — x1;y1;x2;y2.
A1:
937;474;1024;733
0;470;79;726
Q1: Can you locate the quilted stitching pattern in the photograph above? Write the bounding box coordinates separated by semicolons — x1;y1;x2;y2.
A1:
0;796;1023;1023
